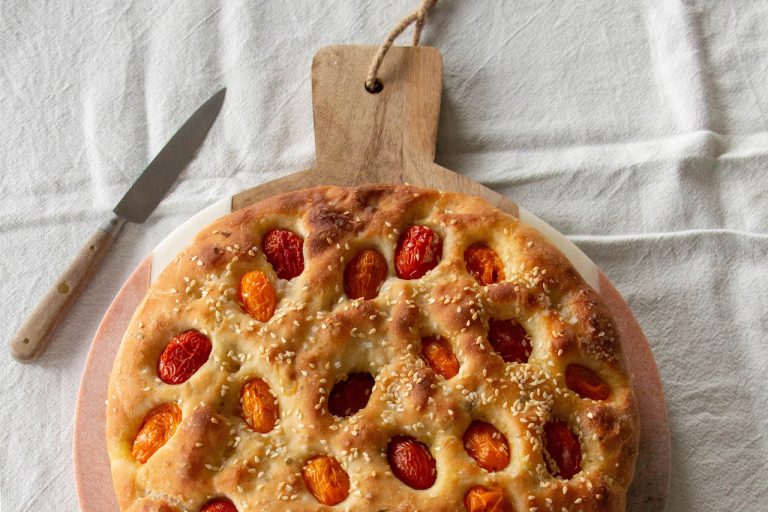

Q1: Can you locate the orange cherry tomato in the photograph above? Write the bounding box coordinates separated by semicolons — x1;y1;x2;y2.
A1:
463;421;510;472
238;270;276;322
240;377;279;433
464;485;510;512
395;226;442;280
201;498;238;512
263;229;304;280
328;372;375;417
302;455;350;505
387;435;437;490
421;336;460;379
464;244;505;285
488;318;531;364
565;363;610;400
131;403;181;464
157;330;212;385
344;249;388;300
544;421;581;479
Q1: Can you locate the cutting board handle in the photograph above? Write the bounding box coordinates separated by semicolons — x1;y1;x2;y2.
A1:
311;45;442;182
233;44;517;214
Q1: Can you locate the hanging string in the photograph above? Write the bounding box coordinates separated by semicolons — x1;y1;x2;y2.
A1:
365;0;439;93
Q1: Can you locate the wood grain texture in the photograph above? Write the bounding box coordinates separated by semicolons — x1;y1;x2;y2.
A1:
232;45;518;215
9;227;115;362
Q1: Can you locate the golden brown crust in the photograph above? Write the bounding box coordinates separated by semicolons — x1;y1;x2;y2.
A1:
107;185;639;511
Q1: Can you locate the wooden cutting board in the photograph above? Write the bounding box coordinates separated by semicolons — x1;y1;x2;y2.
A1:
231;45;516;212
74;45;670;511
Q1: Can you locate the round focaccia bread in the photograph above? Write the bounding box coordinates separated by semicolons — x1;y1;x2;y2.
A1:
106;184;639;512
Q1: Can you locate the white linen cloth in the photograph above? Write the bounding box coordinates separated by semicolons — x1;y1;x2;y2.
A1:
1;1;766;510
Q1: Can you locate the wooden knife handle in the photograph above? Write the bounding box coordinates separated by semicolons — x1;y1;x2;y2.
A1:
9;216;126;362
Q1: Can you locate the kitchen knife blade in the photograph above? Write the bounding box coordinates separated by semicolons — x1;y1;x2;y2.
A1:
115;88;226;222
9;87;226;362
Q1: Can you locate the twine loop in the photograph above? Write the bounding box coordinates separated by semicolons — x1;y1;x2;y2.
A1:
365;0;439;93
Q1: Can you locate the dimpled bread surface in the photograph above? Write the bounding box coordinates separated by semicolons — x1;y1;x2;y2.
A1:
106;184;639;512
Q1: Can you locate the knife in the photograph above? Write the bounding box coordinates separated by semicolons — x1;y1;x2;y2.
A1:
9;88;226;362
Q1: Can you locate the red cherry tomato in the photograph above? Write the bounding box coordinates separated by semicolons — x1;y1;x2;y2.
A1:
387;435;437;489
488;318;531;363
157;330;212;385
263;229;304;280
328;372;375;417
201;498;238;512
395;226;442;280
565;364;610;400
544;421;581;479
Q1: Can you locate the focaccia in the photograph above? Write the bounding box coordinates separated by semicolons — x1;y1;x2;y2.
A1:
107;185;639;512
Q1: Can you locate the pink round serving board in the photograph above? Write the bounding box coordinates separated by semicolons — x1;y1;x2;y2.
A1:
73;195;671;511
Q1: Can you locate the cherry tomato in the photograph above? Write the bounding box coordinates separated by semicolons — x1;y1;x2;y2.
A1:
464;485;510;512
395;226;442;280
544;421;581;479
200;498;238;512
463;421;510;472
488;318;531;364
464;244;505;285
344;249;388;300
157;330;212;385
421;336;459;379
263;229;304;280
387;435;437;490
131;403;181;464
565;363;610;400
238;270;276;322
240;377;279;433
302;455;350;505
328;372;375;417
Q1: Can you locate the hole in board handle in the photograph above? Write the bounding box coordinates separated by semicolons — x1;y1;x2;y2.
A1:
57;282;70;294
22;338;30;344
365;78;384;94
